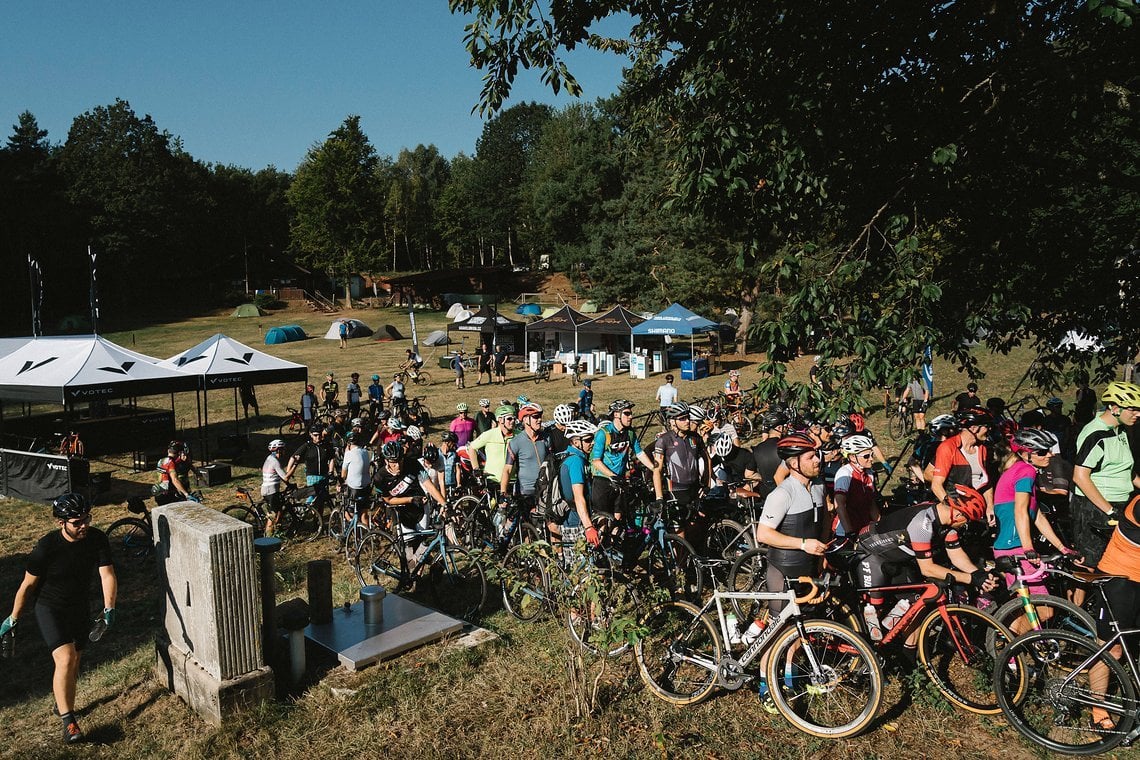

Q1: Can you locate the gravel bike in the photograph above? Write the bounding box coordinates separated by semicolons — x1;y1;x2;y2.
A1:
223;485;324;542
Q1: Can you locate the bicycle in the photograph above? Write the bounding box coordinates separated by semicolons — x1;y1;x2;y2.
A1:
994;569;1140;755
988;553;1097;641
634;574;883;738
278;407;308;437
887;399;914;440
533;360;552;384
105;497;157;572
353;502;486;620
223;485;325;542
396;367;432;387
326;487;376;561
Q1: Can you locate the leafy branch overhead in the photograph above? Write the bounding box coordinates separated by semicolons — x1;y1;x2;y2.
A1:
451;0;1140;403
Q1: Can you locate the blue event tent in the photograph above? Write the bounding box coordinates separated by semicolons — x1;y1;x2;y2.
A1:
632;302;720;360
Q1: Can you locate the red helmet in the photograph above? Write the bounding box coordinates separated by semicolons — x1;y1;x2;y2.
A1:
848;412;866;432
776;432;818;460
946;483;987;522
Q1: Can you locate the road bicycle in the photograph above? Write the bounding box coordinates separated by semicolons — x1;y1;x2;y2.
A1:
995;568;1140;755
395;367;432;387
278;407;308;437
634;574;883;738
223;485;324;542
353;502;486;620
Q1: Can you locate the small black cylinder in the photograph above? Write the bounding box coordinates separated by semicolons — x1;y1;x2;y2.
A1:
307;559;333;625
254;537;283;662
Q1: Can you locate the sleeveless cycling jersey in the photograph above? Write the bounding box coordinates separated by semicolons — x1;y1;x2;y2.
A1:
757;477;821;573
862;502;959;560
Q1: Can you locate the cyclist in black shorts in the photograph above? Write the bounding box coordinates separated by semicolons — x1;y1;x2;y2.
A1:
0;493;116;744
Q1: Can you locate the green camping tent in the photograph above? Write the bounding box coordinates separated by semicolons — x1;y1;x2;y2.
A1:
232;303;265;317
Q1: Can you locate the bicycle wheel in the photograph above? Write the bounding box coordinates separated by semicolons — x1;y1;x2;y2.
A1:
105;518;153;571
456;496;493;550
726;546;768;620
566;565;640;658
326;507;347;550
424;545;486;619
887;409;907;440
704;519;756;587
353;530;407;593
995;629;1137;756
647;534;704;602
279;502;324;542
634;600;721;705
989;594;1098;644
501;543;550;621
735;414;754;441
415;371;432;386
765;618;884;739
916;603;1022;714
223;505;265;539
277;418;298;436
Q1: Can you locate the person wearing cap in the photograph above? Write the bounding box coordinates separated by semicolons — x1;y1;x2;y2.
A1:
367;373;385;419
502;404;550;509
952;382;981;413
473;398;495;437
577;378;595;421
450;402;476;447
1071;381;1140;566
1;492;116;744
345;372;362;419
723;370;744;425
468;405;517;489
321;372;339;411
300;383;319;430
386;372;407;417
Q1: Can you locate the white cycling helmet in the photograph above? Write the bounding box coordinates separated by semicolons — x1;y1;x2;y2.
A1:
405;425;423;440
350;417;364;427
710;433;734;458
268;439;286;451
688;404;709;422
840;434;875;455
564;420;599;440
553;403;575;425
387;417;404;430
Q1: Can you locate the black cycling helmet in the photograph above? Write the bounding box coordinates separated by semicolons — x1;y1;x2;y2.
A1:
440;430;458;444
776;432;818;460
956;406;993;428
52;492;90;521
381;441;404;461
831;421;853;439
759;410;787;432
168;440;185;453
422;443;439;461
608;399;635;415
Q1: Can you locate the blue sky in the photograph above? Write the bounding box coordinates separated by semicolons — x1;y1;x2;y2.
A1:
1;1;630;171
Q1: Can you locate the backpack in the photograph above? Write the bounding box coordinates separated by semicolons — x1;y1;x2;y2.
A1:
535;453;570;522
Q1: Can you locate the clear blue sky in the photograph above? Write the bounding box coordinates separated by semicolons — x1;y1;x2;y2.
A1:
1;1;630;171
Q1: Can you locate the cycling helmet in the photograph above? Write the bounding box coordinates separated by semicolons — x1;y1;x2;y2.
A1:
553;403;575;425
564;420;599;440
928;414;959;436
268;439;286;451
1102;381;1140;408
710;433;734;458
956;406;993;428
350;372;359;378
440;431;458;444
350;418;364;427
495;405;516;420
518;403;543;420
479;398;491;408
945;484;987;523
840;434;875;455
1046;397;1063;409
966;382;978;392
422;443;439;461
1012;427;1057;454
688;404;709;422
52;492;90;521
665;401;691;420
777;432;818;460
516;395;530;405
848;412;866;432
380;441;404;461
456;402;469;412
371;374;380;381
729;369;740;378
345;432;362;445
405;425;422;440
831;421;853;439
608;399;635;415
759;410;787;432
387;417;405;430
168;440;185;453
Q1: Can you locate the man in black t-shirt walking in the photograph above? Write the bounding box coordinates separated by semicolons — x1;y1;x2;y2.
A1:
1;493;116;744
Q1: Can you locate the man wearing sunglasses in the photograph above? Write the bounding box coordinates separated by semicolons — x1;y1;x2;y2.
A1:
1;493;116;744
590;399;660;520
833;434;882;537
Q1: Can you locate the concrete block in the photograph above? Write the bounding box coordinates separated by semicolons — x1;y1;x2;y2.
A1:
155;634;273;727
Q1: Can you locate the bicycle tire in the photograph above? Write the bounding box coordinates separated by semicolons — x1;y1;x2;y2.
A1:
424;545;486;619
501;543;550;621
414;371;432;386
223;505;265;539
279;502;324;542
647;534;704;602
704;519;756;587
455;496;493;550
916;603;1023;714
634;600;721;705
565;565;639;658
765;618;884;739
278;418;301;437
726;546;768;621
995;629;1137;756
105;517;153;570
887;409;907;441
989;593;1098;644
326;507;347;550
735;414;754;441
353;530;408;592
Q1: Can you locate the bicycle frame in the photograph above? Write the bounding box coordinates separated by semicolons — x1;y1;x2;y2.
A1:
1049;627;1140;737
857;579;983;662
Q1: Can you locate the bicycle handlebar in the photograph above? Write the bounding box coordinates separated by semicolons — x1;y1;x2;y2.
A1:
793;575;832;605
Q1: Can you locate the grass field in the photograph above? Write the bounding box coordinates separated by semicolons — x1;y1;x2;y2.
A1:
0;301;1103;759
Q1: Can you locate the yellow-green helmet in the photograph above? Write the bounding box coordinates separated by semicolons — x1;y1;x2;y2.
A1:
1102;381;1140;408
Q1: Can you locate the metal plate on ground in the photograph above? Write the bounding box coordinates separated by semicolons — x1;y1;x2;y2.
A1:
304;595;465;671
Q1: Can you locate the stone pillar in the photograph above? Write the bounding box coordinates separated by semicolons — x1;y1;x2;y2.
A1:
151;501;273;726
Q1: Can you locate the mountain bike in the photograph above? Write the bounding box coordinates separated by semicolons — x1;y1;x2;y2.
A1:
995;570;1140;755
395;367;432;387
534;360;552;384
634;574;883;738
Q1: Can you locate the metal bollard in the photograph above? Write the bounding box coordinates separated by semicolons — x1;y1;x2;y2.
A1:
361;585;386;636
254;537;283;661
307;559;333;625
